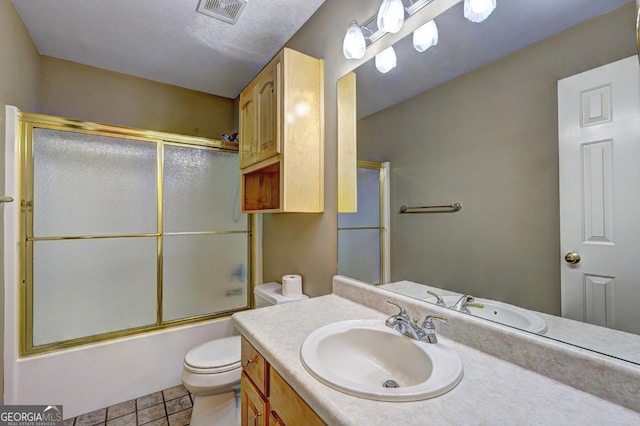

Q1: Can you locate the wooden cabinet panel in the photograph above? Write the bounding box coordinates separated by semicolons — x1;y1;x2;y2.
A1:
256;63;280;163
242;162;280;212
240;337;325;426
269;367;325;426
241;373;268;426
239;84;257;168
241;338;268;396
269;411;286;426
337;72;357;213
239;47;324;213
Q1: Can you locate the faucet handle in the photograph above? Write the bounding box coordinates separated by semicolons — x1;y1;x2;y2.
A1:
386;300;408;317
466;302;484;309
426;290;446;306
421;314;448;329
420;315;448;343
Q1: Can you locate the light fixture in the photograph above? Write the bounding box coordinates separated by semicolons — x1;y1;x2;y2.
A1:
375;46;397;73
413;19;438;52
342;0;436;60
464;0;496;23
377;0;405;34
342;0;497;65
343;20;367;60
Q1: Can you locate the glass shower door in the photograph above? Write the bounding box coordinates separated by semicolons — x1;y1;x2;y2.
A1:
337;161;390;285
162;145;249;321
31;128;159;346
21;113;250;355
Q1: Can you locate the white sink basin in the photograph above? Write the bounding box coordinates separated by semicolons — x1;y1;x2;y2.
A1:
429;296;547;334
300;319;463;401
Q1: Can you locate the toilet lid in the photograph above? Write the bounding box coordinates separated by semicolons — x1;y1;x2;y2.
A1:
184;335;241;372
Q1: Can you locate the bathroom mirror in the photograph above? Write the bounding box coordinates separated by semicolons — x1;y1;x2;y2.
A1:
338;0;640;365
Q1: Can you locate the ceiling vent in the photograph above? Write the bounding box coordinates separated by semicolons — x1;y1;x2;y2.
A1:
197;0;248;25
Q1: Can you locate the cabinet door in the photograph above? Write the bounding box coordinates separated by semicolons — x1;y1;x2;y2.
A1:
269;368;325;426
241;337;269;395
241;373;268;426
269;411;286;426
239;86;257;168
255;62;280;163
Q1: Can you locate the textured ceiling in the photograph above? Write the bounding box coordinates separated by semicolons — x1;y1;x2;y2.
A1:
356;0;632;118
11;0;633;110
11;0;326;99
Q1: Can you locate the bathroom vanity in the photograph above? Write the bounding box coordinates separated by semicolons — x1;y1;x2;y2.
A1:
240;337;324;425
232;276;640;425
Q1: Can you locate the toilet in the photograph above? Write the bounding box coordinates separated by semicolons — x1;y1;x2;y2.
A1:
182;282;308;426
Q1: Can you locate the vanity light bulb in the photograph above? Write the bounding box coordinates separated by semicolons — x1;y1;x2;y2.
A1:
464;0;497;23
377;0;405;34
343;20;366;60
413;19;438;52
375;46;397;74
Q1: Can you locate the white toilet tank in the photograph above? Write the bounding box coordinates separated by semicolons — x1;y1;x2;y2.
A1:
254;282;308;308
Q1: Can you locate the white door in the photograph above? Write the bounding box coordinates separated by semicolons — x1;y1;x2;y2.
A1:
558;55;640;334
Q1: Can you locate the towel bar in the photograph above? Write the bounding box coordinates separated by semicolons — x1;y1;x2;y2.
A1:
400;203;461;213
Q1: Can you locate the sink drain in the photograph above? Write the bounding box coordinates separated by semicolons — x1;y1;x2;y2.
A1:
382;379;400;388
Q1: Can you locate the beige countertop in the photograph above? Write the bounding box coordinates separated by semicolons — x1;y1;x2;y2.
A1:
232;294;640;425
381;280;640;365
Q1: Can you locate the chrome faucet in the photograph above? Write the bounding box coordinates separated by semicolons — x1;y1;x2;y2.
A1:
385;300;447;344
451;295;484;313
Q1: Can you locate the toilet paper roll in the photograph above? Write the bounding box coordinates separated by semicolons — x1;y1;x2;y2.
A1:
282;274;303;297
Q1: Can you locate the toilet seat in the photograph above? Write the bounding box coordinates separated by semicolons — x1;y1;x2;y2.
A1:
184;335;241;374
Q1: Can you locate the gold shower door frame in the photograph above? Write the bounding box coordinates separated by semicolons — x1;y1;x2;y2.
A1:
18;112;252;356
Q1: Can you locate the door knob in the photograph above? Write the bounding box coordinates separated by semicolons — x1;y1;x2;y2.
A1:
564;252;581;264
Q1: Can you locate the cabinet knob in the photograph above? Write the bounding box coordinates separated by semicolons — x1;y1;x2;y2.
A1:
242;357;254;368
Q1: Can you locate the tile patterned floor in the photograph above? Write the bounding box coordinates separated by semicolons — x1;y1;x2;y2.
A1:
64;385;193;426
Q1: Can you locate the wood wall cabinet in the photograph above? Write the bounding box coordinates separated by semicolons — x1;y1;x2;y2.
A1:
239;48;324;213
240;337;325;426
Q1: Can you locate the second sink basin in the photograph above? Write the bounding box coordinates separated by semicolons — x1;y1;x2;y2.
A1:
300;319;463;401
430;296;547;334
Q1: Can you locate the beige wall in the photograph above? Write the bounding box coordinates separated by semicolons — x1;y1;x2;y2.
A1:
39;56;235;139
262;0;460;297
0;0;41;403
358;4;636;314
259;0;379;297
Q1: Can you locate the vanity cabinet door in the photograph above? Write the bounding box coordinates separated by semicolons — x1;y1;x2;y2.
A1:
241;372;268;426
269;367;325;426
241;337;269;396
269;411;286;426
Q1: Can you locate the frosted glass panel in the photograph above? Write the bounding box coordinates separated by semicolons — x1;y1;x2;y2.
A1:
164;146;246;232
338;167;380;228
338;229;381;284
33;238;157;346
33;128;157;236
163;233;249;321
